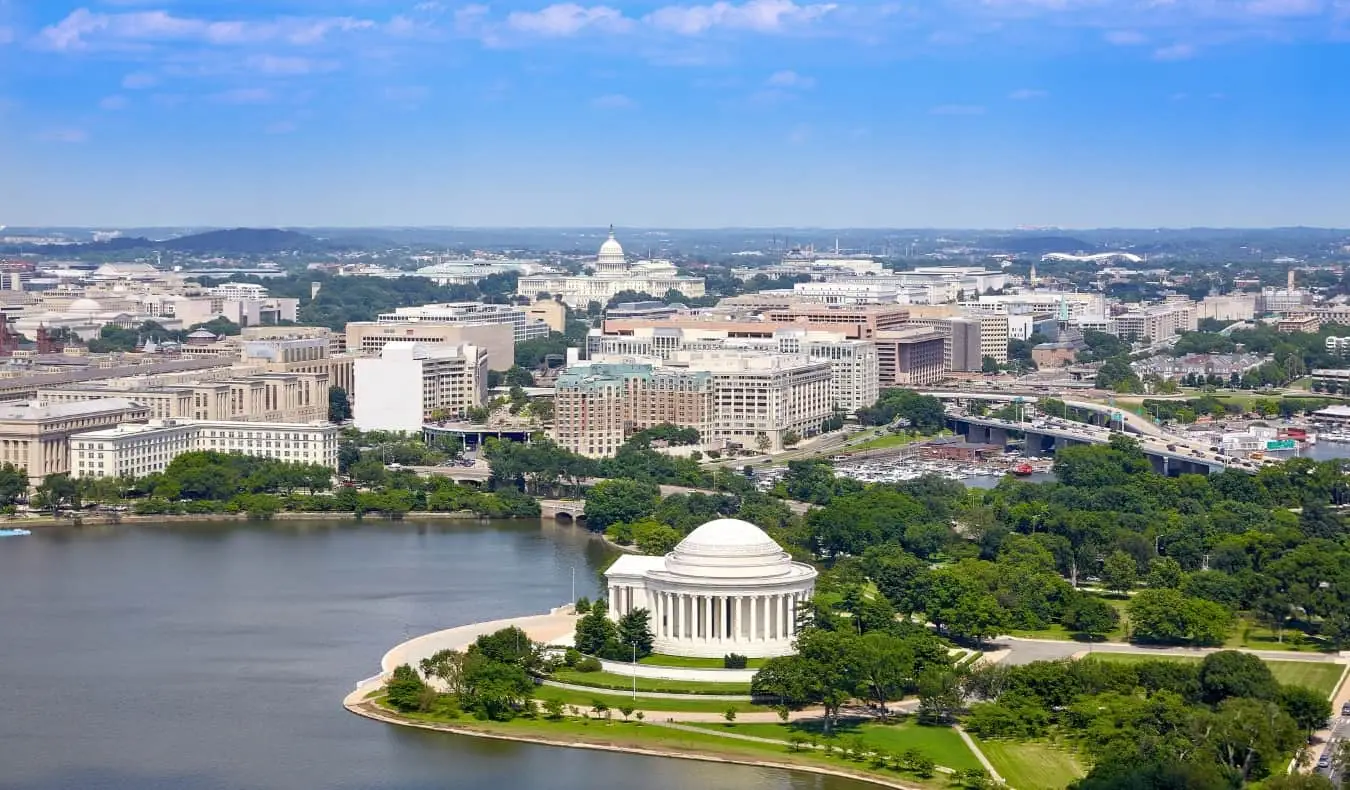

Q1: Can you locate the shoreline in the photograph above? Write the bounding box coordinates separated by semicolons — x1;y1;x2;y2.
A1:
2;510;507;529
342;696;923;790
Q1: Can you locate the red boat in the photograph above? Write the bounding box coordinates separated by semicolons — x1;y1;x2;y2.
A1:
1011;463;1034;477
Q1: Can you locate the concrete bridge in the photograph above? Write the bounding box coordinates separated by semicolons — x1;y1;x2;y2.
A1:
540;499;586;521
943;413;1248;476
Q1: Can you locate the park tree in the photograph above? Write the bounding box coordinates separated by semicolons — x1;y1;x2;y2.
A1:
1278;684;1331;734
616;608;655;660
1100;550;1139;594
583;479;660;531
1198;650;1279;704
1061;594;1119;640
574;600;618;656
32;473;80;514
1146;556;1184;589
0;462;27;505
1204;697;1302;781
385;664;430;712
328;386;352;422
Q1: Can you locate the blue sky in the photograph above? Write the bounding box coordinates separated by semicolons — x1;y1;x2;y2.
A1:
2;0;1349;228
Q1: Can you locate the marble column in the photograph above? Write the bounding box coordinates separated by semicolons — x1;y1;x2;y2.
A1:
749;595;758;642
705;595;713;643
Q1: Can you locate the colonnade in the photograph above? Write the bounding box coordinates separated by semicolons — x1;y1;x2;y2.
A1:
609;585;807;646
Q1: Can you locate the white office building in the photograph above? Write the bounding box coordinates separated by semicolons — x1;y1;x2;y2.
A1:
70;418;340;479
377;302;550;344
354;342;489;433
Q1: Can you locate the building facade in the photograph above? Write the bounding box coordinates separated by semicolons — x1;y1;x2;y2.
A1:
353;342;489;433
553;362;715;458
376;302;550;344
345;321;514;372
874;328;947;387
70;418;340;479
0;398;151;485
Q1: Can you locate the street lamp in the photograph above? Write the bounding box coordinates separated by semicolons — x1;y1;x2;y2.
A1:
631;641;638;700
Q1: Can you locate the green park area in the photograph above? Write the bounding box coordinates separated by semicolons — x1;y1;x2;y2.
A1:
1086;653;1346;697
637;652;766;669
532;685;767;714
550;668;751;696
974;738;1086;790
686;717;983;773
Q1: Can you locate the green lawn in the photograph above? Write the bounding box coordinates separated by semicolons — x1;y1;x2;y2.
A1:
1225;618;1335;653
637;653;766;669
550;668;751;695
975;739;1086;790
687;718;983;773
1086;654;1347;696
534;684;768;714
380;702;950;788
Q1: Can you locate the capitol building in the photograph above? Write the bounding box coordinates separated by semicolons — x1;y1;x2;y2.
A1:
604;518;817;658
515;228;705;308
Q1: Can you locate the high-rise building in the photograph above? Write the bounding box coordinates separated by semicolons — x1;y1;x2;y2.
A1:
354;342;489;433
375;302;550;344
874;328;947;387
345;321;514;371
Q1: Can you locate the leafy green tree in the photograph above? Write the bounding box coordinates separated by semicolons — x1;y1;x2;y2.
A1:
1198;650;1278;704
1146;556;1184;589
574;600;618;656
1278;684;1331;734
582;479;660;531
0;462;27;505
1205;696;1302;781
1100;550;1139;594
631;520;681;554
328;386;352;422
385;664;429;712
616;608;654;659
1061;595;1120;640
32;473;80;514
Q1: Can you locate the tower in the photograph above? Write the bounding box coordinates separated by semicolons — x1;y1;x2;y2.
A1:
1288;268;1295;290
1029;262;1038;289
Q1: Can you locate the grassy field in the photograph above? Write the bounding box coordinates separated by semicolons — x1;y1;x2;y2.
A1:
976;739;1086;790
1086;653;1346;696
381;703;951;788
551;668;751;695
534;684;768;714
685;718;983;773
1225;618;1335;653
637;653;766;669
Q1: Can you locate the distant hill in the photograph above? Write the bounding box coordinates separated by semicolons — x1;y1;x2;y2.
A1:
159;228;327;254
1;227;346;256
989;235;1097;256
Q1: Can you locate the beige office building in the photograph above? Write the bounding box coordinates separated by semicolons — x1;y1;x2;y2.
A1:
345;321;515;372
38;371;330;424
0;398;151;485
354;342;489;433
71;418;340;479
874;328;948;387
553;362;716;458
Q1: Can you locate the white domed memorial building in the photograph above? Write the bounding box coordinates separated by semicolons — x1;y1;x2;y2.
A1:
604;518;816;659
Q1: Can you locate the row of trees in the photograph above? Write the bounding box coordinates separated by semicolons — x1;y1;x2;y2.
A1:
387;626;541;720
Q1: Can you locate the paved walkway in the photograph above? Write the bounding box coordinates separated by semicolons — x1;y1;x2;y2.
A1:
955;726;1003;783
998;635;1346;666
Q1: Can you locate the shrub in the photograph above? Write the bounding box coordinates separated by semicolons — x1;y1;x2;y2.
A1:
575;597;591;615
575;656;603;673
723;653;748;669
564;648;581;667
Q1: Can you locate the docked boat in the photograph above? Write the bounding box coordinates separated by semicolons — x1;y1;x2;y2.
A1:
1321;431;1350;444
0;527;32;537
1011;463;1035;477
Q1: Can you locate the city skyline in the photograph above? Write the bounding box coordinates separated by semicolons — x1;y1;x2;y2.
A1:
2;1;1349;228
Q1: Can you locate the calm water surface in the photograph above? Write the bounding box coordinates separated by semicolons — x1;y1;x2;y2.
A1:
0;519;873;790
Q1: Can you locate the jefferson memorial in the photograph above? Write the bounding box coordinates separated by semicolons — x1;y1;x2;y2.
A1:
604;518;817;658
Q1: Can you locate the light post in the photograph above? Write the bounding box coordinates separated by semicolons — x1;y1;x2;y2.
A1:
631;641;637;700
571;565;576;608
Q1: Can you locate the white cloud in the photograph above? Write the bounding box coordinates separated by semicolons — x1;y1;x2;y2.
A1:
99;94;129;110
506;4;632;36
591;92;636;108
766;69;815;88
930;103;985;115
1244;0;1323;16
1104;29;1146;45
646;0;837;35
36;128;89;143
212;87;275;104
1008;88;1047;100
244;54;338;75
36;9;377;52
121;71;158;89
1152;42;1196;60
